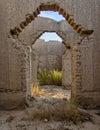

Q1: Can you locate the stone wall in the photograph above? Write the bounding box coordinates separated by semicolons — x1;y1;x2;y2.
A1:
33;39;63;71
62;48;72;87
0;0;100;109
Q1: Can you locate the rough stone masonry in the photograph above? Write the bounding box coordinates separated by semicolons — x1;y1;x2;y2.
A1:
0;0;100;109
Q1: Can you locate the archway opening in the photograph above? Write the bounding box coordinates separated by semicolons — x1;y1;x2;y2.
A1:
9;2;93;110
39;10;65;21
31;32;71;101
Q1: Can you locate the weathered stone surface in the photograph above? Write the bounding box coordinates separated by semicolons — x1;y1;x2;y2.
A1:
62;48;72;87
33;39;63;71
0;92;26;110
0;0;100;109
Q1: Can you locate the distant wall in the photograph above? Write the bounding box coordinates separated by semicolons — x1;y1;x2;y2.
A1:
32;39;63;71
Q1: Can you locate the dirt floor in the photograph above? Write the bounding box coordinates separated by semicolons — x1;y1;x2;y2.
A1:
0;110;100;130
0;85;100;130
32;85;71;100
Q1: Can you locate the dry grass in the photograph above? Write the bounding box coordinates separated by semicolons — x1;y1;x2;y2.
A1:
37;69;62;86
31;83;46;96
29;84;91;123
27;100;88;123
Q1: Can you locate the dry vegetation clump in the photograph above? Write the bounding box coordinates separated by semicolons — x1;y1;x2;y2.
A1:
27;100;91;124
31;83;46;96
37;69;62;86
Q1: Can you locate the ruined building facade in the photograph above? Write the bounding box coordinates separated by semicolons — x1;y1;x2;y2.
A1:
0;0;100;109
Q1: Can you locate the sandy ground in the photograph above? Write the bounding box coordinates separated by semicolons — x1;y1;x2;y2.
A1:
0;85;100;130
31;85;71;101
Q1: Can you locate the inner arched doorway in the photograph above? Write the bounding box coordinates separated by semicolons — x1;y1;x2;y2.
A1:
9;17;74;107
31;31;72;101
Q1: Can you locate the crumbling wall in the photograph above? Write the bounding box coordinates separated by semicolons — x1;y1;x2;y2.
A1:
0;0;100;109
62;48;72;87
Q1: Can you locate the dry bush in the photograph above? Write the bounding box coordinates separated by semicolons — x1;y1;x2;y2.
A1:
37;69;50;85
26;100;88;123
49;70;62;86
27;108;38;121
37;69;62;86
31;83;45;96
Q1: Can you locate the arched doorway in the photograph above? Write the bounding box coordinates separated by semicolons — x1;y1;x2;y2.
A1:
31;31;72;101
9;2;93;107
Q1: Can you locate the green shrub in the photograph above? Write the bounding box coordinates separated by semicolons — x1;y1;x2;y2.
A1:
37;69;62;86
49;70;62;85
37;69;50;85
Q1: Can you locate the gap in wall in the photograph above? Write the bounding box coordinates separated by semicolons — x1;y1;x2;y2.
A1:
32;32;71;102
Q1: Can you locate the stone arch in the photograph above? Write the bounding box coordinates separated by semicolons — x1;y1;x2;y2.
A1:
9;16;80;102
32;31;65;44
9;17;73;96
10;3;93;37
31;30;72;87
20;16;77;46
25;25;73;97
